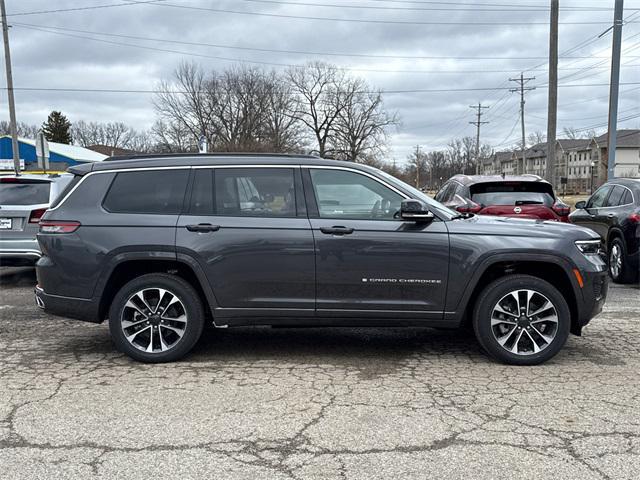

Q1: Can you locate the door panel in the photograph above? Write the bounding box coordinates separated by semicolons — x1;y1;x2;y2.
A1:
305;167;449;318
176;167;315;314
311;218;449;315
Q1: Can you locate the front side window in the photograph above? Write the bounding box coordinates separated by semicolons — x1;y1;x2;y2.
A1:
214;168;296;217
103;170;189;214
310;169;403;220
587;185;612;209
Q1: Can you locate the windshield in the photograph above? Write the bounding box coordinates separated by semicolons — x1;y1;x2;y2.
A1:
0;180;51;205
372;168;457;219
470;182;554;207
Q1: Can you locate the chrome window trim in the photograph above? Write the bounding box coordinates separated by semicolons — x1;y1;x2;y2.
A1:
594;184;636;209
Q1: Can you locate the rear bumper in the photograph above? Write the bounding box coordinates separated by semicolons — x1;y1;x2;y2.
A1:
0;238;41;266
34;285;101;323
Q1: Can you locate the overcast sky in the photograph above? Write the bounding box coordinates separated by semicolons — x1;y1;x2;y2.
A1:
2;0;639;162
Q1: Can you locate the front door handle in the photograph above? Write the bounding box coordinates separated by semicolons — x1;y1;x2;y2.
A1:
185;223;220;233
320;226;354;235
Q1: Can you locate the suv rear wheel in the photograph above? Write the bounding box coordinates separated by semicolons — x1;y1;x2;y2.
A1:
472;274;570;365
108;273;205;363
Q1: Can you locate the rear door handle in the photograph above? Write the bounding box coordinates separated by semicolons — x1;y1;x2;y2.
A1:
185;223;220;233
320;226;354;235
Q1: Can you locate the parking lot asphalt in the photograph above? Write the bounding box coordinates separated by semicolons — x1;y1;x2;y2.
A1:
0;267;639;479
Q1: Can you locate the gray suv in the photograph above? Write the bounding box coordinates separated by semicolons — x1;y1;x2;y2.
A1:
0;173;73;265
35;154;608;365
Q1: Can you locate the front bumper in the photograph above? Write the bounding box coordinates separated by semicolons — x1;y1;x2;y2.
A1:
0;238;41;266
34;285;101;323
574;268;609;333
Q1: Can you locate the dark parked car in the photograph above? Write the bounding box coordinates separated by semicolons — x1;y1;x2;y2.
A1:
435;174;570;222
0;173;74;266
35;154;607;365
569;178;640;284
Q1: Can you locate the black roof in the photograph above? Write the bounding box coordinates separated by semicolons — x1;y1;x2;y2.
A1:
69;153;360;175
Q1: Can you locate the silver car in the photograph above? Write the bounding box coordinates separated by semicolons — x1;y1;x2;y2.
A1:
0;173;74;266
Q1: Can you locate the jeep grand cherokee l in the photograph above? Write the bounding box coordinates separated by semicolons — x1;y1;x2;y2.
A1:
35;154;608;365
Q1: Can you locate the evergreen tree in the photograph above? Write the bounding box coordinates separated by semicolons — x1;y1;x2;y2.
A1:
42;111;73;144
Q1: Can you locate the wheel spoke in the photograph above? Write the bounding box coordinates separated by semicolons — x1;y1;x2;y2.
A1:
493;304;518;318
122;318;148;329
525;290;535;316
528;300;551;317
491;317;517;326
161;313;187;323
509;329;525;353
134;291;154;314
158;327;169;352
145;329;155;352
509;292;521;314
160;324;185;338
531;312;558;324
125;325;151;343
530;324;554;344
496;325;518;346
524;329;541;353
124;300;148;319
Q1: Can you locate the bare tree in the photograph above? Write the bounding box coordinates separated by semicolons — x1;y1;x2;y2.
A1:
527;130;546;146
0;121;38;138
562;126;579;139
151;119;196;153
287;62;348;157
333;77;398;162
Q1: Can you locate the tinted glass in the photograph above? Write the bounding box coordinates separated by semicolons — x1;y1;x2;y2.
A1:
50;176;80;209
470;182;554;207
310;169;403;220
103;170;189;214
587;185;612;208
0;180;50;205
435;183;449;202
214;168;296;217
621;189;632;206
189;169;214;215
605;186;625;207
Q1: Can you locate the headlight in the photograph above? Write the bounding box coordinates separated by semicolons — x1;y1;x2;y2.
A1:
575;240;602;255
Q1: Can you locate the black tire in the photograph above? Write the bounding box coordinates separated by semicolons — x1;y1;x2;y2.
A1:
472;274;571;366
608;237;637;284
108;273;205;363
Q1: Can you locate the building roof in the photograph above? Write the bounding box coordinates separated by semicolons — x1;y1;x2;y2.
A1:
0;136;108;162
594;129;640;148
557;138;591;150
86;145;137;157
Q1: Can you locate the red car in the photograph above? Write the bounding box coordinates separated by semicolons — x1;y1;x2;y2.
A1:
435;174;570;222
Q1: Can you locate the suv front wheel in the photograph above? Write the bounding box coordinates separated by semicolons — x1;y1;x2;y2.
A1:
108;273;205;363
473;275;570;365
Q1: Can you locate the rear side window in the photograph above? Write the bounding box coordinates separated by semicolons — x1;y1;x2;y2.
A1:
605;186;625;207
0;179;50;205
103;170;189;214
621;189;633;206
214;168;296;217
470;182;554;207
50;175;81;209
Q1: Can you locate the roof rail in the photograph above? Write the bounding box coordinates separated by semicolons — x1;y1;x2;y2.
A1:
104;152;321;162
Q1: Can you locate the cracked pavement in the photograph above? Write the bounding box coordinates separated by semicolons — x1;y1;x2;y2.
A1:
1;267;639;479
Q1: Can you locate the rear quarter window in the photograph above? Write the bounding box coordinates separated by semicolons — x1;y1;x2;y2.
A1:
103;170;189;214
0;180;51;205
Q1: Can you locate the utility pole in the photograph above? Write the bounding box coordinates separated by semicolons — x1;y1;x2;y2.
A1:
546;0;559;186
414;145;421;187
607;0;624;181
510;73;536;175
1;0;20;175
469;103;489;174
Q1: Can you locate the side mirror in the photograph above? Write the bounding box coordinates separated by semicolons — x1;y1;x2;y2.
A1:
575;201;587;209
400;199;434;222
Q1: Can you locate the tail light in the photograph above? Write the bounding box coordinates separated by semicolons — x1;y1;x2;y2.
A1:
29;208;47;224
552;200;570;217
39;220;80;234
630;212;640;224
456;200;482;214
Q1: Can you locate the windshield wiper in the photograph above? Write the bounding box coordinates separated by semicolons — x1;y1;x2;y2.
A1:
451;212;475;220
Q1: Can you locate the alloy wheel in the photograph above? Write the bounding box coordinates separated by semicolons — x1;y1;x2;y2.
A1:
610;244;623;279
120;288;188;353
490;289;559;356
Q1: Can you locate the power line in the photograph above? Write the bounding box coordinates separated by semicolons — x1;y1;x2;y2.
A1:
5;82;639;96
14;23;640;75
111;1;625;26
5;0;166;17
